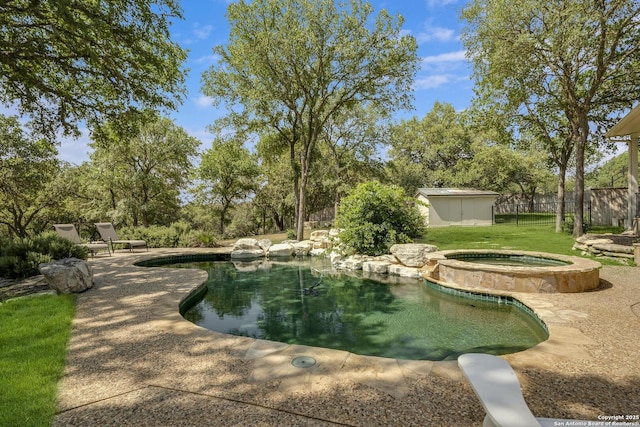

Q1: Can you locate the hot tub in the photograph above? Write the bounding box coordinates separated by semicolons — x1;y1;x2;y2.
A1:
427;250;601;293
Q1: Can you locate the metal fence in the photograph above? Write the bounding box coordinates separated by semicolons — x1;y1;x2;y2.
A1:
493;201;591;226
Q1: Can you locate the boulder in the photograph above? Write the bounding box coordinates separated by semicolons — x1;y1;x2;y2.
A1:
268;243;295;257
39;258;93;294
293;240;314;256
344;255;365;270
389;243;439;267
388;264;423;278
309;248;326;257
329;228;342;237
257;239;272;252
310;230;329;241
591;243;634;254
362;261;390;274
230;249;265;259
233;238;260;250
313;240;330;249
330;251;343;265
231;238;265;259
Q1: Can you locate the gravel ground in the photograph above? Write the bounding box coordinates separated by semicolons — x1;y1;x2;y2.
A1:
46;249;640;426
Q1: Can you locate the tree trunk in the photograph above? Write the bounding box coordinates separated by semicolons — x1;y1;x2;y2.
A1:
296;170;307;241
573;135;586;237
555;165;567;233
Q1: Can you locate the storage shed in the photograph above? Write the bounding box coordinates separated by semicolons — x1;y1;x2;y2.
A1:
415;188;499;227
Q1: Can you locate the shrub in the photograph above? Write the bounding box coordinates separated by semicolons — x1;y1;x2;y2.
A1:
117;221;219;248
335;181;426;256
562;216;590;235
0;233;87;279
187;231;219;248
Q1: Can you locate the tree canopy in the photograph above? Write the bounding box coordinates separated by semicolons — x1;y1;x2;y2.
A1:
202;0;419;240
90;113;200;227
195;137;260;234
0;115;64;237
0;0;187;137
462;0;640;235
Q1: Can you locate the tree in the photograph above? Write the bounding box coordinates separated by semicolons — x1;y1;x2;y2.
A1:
387;102;474;194
336;181;425;256
90;114;199;226
254;133;297;232
462;0;640;236
0;1;187;137
0;115;66;237
458;141;555;208
320;104;387;218
202;0;419;240
195;137;260;234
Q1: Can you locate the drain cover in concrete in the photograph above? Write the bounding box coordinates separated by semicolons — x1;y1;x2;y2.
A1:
291;356;316;368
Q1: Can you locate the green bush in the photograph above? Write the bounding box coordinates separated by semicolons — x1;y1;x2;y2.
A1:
562;216;590;235
335;181;426;256
0;233;87;279
187;231;219;248
117;221;219;248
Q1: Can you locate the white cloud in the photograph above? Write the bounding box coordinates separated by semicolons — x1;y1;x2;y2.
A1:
415;26;455;43
414;74;454;89
193;54;220;65
193;23;213;40
195;95;215;107
422;50;467;64
426;0;458;7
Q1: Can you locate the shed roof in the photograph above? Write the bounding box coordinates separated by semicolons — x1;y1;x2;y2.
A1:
415;188;499;198
605;103;640;138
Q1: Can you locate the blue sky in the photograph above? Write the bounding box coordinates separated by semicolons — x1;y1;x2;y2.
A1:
57;0;474;164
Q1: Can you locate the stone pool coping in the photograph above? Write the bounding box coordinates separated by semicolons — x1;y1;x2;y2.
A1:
53;248;640;426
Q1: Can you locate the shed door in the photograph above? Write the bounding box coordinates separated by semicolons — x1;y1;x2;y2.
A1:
460;198;477;225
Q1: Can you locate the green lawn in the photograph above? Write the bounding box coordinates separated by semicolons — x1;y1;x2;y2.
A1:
418;224;577;254
417;224;628;265
0;294;76;427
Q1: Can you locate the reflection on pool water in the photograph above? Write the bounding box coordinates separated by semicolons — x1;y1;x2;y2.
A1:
172;259;548;361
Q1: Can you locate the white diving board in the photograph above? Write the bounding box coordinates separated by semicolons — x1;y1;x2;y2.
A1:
458;353;592;427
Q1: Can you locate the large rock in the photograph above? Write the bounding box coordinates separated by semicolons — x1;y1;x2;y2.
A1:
231;238;265;259
389;243;439;267
309;248;326;257
310;230;328;241
362;261;390;274
39;258;93;294
344;255;365;270
388;264;423;278
230;249;264;259
268;243;295;257
257;239;272;252
233;238;260;250
293;240;314;256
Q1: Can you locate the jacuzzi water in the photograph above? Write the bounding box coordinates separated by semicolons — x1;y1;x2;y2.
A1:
444;252;571;267
170;258;548;361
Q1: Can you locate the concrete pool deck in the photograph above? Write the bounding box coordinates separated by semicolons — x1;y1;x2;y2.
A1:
53;248;640;426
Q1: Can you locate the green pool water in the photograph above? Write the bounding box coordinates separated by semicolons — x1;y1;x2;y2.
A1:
170;258;548;361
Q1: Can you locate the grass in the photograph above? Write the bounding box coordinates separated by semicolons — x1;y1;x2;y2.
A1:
417;224;631;265
419;224;577;254
0;294;76;427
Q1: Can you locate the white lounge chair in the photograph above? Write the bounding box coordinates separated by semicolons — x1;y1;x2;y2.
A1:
95;222;147;252
53;224;111;257
458;353;592;427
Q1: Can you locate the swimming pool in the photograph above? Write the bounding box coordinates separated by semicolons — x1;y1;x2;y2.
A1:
140;256;549;361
